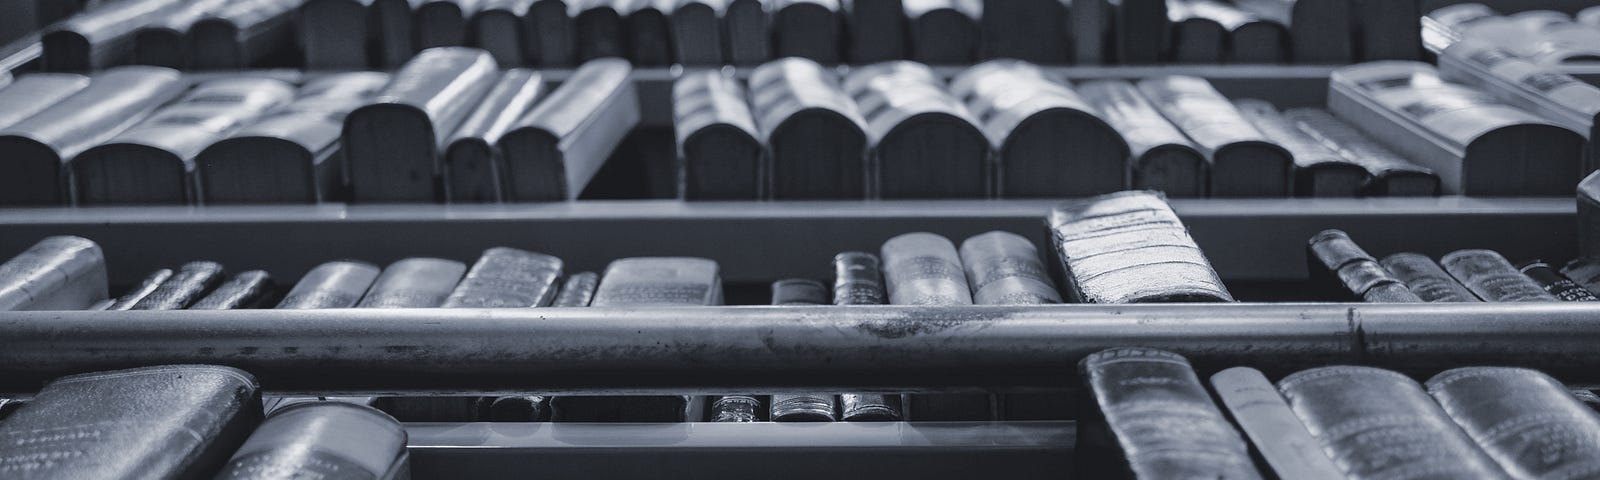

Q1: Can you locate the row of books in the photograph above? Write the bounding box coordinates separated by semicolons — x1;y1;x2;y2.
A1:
1310;228;1600;303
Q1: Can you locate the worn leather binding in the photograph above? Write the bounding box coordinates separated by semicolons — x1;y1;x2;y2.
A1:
0;67;186;206
959;231;1061;305
670;0;726;66
1441;249;1558;302
1138;76;1293;197
904;0;978;64
470;0;533;65
1048;191;1234;303
299;0;377;69
0;236;107;311
573;0;626;61
1209;367;1344;480
186;0;300;69
710;395;764;422
1072;0;1108;64
881;232;990;421
673;70;762;200
1306;229;1421;303
523;0;574;66
132;261;226;310
415;0;480;52
1354;0;1420;61
344;47;498;203
41;0;185;71
952;61;1130;198
1427;367;1600;480
1439;38;1600;175
749;57;869;199
1077;80;1207;198
1111;0;1168;64
1232;0;1351;63
725;0;770;65
845;61;988;198
1189;0;1287;63
772;0;841;64
440;247;564;307
356;257;468;308
552;271;600;307
190;270;275;309
845;0;904;62
768;278;839;422
0;74;90;132
107;268;175;310
1165;0;1225;64
617;0;673;66
980;0;1065;63
1381;253;1480;302
277;261;382;309
444;69;546;203
1281;108;1440;196
498;58;638;201
75;77;296;205
132;0;231;68
372;0;423;67
1519;261;1598;302
829;251;903;421
1076;348;1262;479
217;402;410;480
1235;100;1367;197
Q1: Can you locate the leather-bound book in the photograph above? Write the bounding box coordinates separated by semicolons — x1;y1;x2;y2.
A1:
0;67;186;206
845;0;904;63
881;232;992;421
573;0;626;61
1306;229;1421;302
132;0;230;68
830;252;903;421
1072;0;1108;64
344;47;498;203
673;69;761;200
1563;257;1600;297
670;0;725;66
768;278;839;422
952;61;1129;197
961;231;1067;421
1442;249;1558;302
372;0;424;67
216;402;410;480
276;261;382;309
186;0;301;69
1164;0;1225;64
748;57;869;199
1184;0;1286;64
74;77;296;205
299;0;378;69
107;268;175;310
1076;348;1261;479
0;236;107;311
0;74;90;131
189;270;275;309
1231;0;1351;63
552;271;599;307
1353;0;1420;61
41;0;185;71
1235;100;1367;197
1281;108;1440;196
617;0;674;66
1077;79;1207;198
1110;0;1167;64
904;0;978;65
132;261;226;310
444;69;546;203
772;0;841;64
528;0;576;66
488;395;551;421
356;258;468;308
497;58;638;201
1519;261;1598;302
724;0;770;65
440;247;564;307
1048;191;1234;303
1278;366;1509;479
1209;367;1344;480
1138;76;1292;197
1380;253;1480;302
471;0;535;65
845;61;988;199
1438;38;1600;175
0;365;262;480
710;395;764;422
1428;367;1600;479
980;0;1065;63
415;0;483;51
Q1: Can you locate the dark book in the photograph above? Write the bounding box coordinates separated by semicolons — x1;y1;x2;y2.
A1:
1519;261;1598;301
881;232;992;421
772;0;842;64
768;278;838;422
471;0;534;66
1110;0;1168;64
276;261;382;308
1235;99;1367;197
904;0;978;65
1048;191;1234;303
1353;0;1420;61
830;251;902;422
1076;348;1261;479
497;58;638;201
1428;366;1600;479
41;0;185;71
488;395;551;421
573;0;626;61
0;74;90;131
1380;253;1480;302
710;395;764;422
1186;0;1286;64
440;247;564;307
845;61;987;198
845;0;904;63
770;277;828;305
1441;249;1558;302
132;261;226;310
1209;367;1345;480
979;0;1066;63
673;69;762;200
527;0;576;66
415;0;482;52
73;77;297;206
1563;257;1600;297
952;61;1129;197
0;365;262;479
373;0;424;67
1439;38;1600;176
724;0;770;65
1072;0;1109;64
1277;366;1509;479
344;47;498;203
0;236;107;311
0;67;186;206
132;0;228;68
298;0;378;69
1280;108;1440;196
216;402;410;480
1306;229;1421;302
749;57;869;199
186;0;300;69
670;0;725;66
189;270;275;309
1139;76;1292;197
961;231;1066;421
1076;79;1207;197
356;257;468;308
1231;0;1352;63
617;0;674;66
106;268;174;310
552;271;600;307
1164;0;1225;64
444;68;546;203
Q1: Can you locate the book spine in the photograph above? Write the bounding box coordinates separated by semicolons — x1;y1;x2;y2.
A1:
107;268;175;310
1209;367;1345;480
1306;229;1421;303
0;235;107;311
276;261;382;309
356;258;468;308
1427;367;1600;479
216;402;409;480
959;231;1062;305
747;57;869;200
710;395;763;422
440;247;564;308
1441;250;1558;302
1379;253;1479;302
189;270;275;310
132;261;226;310
840;394;902;421
551;271;599;307
1048;191;1233;303
880;232;972;306
830;251;902;421
1519;262;1598;302
768;278;838;422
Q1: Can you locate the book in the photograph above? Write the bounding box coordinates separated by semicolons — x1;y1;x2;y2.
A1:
979;0;1065;63
1380;253;1480;302
1076;79;1207;197
1231;0;1352;63
0;365;262;479
552;271;599;307
132;261;226;310
1519;261;1598;301
1280;108;1440;196
1072;0;1108;64
106;268;175;310
276;260;383;309
497;58;638;201
840;394;901;421
215;402;410;480
1442;249;1558;302
1075;348;1261;479
344;47;498;203
710;395;764;422
356;258;468;308
1353;0;1420;61
881;232;991;421
670;0;725;66
845;0;904;63
573;0;626;61
952;61;1129;197
1235;99;1367;197
1209;367;1344;480
1047;191;1234;303
444;68;545;203
0;66;186;206
959;231;1062;305
0;236;107;311
186;0;301;69
41;0;185;71
724;0;769;65
830;252;903;421
1419;3;1497;55
1306;229;1421;302
844;61;987;199
298;0;378;69
1138;76;1292;197
488;395;551;421
1563;257;1600;296
1164;0;1225;64
748;57;869;199
415;0;481;52
132;0;230;68
372;0;423;67
440;247;564;307
1328;61;1583;195
617;0;674;66
772;0;842;64
673;69;762;200
1277;365;1509;479
768;278;838;422
471;0;534;66
189;270;275;309
1439;38;1600;174
904;0;978;65
0;74;90;131
1428;367;1600;480
1184;0;1286;64
528;0;577;66
1110;0;1167;64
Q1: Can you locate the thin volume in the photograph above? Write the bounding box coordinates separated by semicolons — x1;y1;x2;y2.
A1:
905;0;979;65
1138;76;1293;197
1076;79;1207;198
959;231;1061;305
1209;367;1344;480
1428;367;1600;479
1281;108;1439;196
356;258;468;308
471;0;535;66
299;0;378;69
444;69;546;203
979;0;1064;63
1048;191;1234;303
768;278;837;423
670;0;725;66
498;58;639;201
41;0;187;71
1380;253;1479;302
1165;0;1226;64
372;0;422;67
132;261;226;310
528;0;576;66
1519;261;1598;302
845;61;987;199
276;261;382;309
573;0;625;61
1235;99;1368;197
771;0;841;64
829;252;902;422
106;269;174;310
1305;229;1421;302
189;270;275;310
551;271;600;307
748;57;869;199
1112;0;1167;64
673;69;762;200
846;0;905;63
724;0;770;65
440;247;564;308
1441;249;1557;302
0;236;108;311
881;232;989;421
135;0;235;68
215;402;410;480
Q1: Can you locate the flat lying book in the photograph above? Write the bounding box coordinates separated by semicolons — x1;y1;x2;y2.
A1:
1441;249;1558;302
673;69;763;200
1231;0;1351;63
106;268;174;310
528;0;577;66
573;0;626;61
1353;0;1419;61
440;247;564;307
41;0;185;71
959;230;1062;305
1428;367;1600;480
0;235;107;311
186;0;301;69
846;0;904;63
1380;253;1480;302
1111;0;1167;64
1138;76;1292;197
276;260;383;308
373;0;424;67
1077;79;1207;197
498;58;638;201
189;270;275;309
1439;39;1600;174
1184;0;1286;64
845;61;987;198
216;402;410;480
1235;99;1367;197
671;0;726;66
830;251;901;422
880;232;990;421
415;0;481;52
617;0;674;66
1209;367;1344;480
749;57;869;199
1305;229;1420;302
471;0;534;66
0;74;91;131
768;278;838;422
772;0;841;64
132;261;226;310
905;0;979;65
1519;261;1598;301
724;0;770;65
552;271;599;306
1165;0;1225;64
1047;190;1234;303
356;257;468;308
299;0;378;69
1281;108;1440;196
133;0;230;68
979;0;1065;63
444;68;546;203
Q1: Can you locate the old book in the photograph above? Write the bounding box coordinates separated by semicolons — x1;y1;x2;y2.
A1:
41;0;184;71
0;365;262;479
1235;99;1367;197
186;0;301;69
0;66;185;206
1209;367;1344;480
1231;0;1351;63
1380;253;1480;302
840;394;901;421
768;278;838;422
1419;3;1497;55
881;232;991;421
356;258;468;308
845;0;904;63
1441;250;1558;302
617;0;673;66
444;69;545;203
415;0;483;51
488;395;551;421
1047;191;1234;303
979;0;1065;63
749;57;869;199
1519;261;1598;301
710;395;764;422
772;0;841;64
960;231;1062;305
498;58;638;201
276;261;383;309
298;0;378;69
344;47;498;203
573;0;625;61
440;247;564;307
724;0;769;65
673;69;762;200
771;278;828;305
189;270;275;309
1353;0;1419;61
373;0;424;67
471;0;534;65
830;251;902;421
1562;257;1600;296
1428;367;1600;480
1072;0;1108;64
1281;108;1440;196
670;0;723;66
132;261;226;310
1076;348;1261;479
953;62;1129;197
528;0;576;66
1138;76;1292;197
132;0;230;68
1439;39;1600;174
107;268;174;310
1186;0;1286;64
1164;0;1224;64
845;62;987;198
216;402;410;480
0;74;90;131
904;0;978;64
1277;365;1509;479
0;236;107;311
1328;61;1583;195
552;271;599;307
1111;0;1167;64
1306;229;1421;302
1076;80;1207;198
